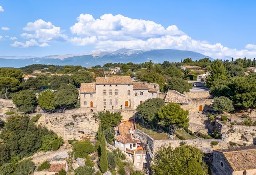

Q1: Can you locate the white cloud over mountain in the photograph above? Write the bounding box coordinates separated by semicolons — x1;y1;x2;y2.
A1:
11;14;256;58
12;19;66;48
70;14;256;59
0;6;4;12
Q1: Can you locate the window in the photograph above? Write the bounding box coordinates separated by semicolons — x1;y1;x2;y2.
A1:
135;92;138;96
109;89;112;95
103;99;106;106
103;90;106;95
128;90;131;95
140;91;143;95
130;144;132;149
133;143;136;147
84;94;86;98
115;89;118;95
220;162;224;167
109;99;112;105
84;101;87;105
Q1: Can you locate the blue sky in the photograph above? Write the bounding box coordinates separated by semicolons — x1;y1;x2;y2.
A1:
0;0;256;58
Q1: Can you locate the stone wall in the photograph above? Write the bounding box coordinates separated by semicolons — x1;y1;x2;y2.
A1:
222;125;256;145
153;139;227;154
136;129;227;158
37;110;98;141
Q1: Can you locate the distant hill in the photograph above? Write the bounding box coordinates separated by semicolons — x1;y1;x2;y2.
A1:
0;49;210;68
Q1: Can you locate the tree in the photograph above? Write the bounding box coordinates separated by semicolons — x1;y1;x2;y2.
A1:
98;126;108;173
206;60;228;87
54;84;78;111
158;103;189;130
183;58;193;63
165;77;191;93
95;111;122;143
213;96;234;113
107;152;116;170
0;77;19;99
71;70;94;88
72;140;95;158
151;145;208;175
136;98;165;123
12;90;37;113
14;160;35;175
40;134;63;151
0;115;63;165
75;166;95;175
38;90;56;112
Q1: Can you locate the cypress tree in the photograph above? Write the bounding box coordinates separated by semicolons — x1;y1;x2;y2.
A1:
98;125;108;173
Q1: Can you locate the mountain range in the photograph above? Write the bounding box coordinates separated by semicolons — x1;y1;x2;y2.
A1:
0;49;209;68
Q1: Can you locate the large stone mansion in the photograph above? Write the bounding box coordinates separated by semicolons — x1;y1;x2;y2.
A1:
80;76;159;111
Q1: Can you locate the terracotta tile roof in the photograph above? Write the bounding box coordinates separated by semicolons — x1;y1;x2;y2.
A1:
220;147;256;171
116;134;138;144
48;161;67;172
115;121;139;144
133;82;149;90
80;83;96;93
96;76;132;85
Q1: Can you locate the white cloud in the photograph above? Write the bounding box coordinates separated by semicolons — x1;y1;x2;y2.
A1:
0;36;3;40
70;14;256;59
12;19;66;48
10;37;17;40
1;27;10;31
11;39;49;48
0;6;4;12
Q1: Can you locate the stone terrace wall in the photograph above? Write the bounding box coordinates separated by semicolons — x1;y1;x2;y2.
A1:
153;139;227;154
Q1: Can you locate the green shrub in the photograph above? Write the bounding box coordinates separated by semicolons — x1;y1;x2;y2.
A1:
37;161;50;171
85;155;94;167
196;132;212;139
108;152;116;170
72;140;95;158
58;169;67;175
5;111;15;115
41;135;63;151
31;114;42;123
210;141;219;146
221;115;228;122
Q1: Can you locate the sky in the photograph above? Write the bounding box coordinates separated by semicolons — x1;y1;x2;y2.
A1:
0;0;256;58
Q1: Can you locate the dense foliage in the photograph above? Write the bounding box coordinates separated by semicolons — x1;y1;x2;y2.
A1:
137;98;165;123
0;115;63;166
97;125;108;173
213;96;234;113
158;103;189;130
152;145;208;175
12;90;37;113
72;140;95;158
0;68;23;99
0;159;35;175
95;111;122;143
165;77;192;93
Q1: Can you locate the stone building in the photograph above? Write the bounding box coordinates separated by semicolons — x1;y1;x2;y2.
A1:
114;121;146;171
80;76;159;111
211;146;256;175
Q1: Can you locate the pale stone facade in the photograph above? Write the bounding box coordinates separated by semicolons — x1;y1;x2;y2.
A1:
80;76;159;111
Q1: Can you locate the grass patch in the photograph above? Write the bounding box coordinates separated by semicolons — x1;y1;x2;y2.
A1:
175;129;196;140
136;124;169;140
